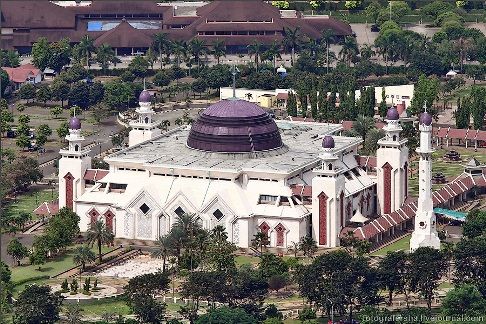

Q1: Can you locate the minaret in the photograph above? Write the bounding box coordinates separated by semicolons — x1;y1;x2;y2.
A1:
128;88;161;147
58;116;91;210
311;135;346;248
376;106;409;215
410;109;441;251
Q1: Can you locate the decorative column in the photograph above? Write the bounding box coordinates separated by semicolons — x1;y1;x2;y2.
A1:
410;110;441;251
58;117;91;210
376;106;409;215
311;136;345;248
128;89;161;147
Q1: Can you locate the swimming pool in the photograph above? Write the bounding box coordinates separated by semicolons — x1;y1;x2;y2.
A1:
434;207;467;221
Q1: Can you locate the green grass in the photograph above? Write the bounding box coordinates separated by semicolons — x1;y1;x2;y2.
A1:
235;255;260;267
439;282;454;289
77;297;132;317
11;245;113;295
4;188;58;220
371;235;410;256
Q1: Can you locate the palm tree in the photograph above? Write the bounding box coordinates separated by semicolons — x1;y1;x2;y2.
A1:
72;245;96;274
283;27;301;66
189;38;207;73
172;40;188;67
86;220;114;263
247;41;264;72
287;241;300;257
305;39;321;60
152;32;170;69
360;44;375;61
152;235;173;272
339;36;359;67
96;44;116;72
299;235;317;258
321;29;335;74
210;225;227;242
212;39;226;64
352;115;375;142
174;213;201;237
78;35;95;69
264;41;282;70
160;120;170;131
251;231;269;254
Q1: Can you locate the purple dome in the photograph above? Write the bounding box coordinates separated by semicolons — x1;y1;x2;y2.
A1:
322;135;335;149
386;107;400;120
419;112;433;126
69;117;81;130
187;100;283;153
139;90;152;103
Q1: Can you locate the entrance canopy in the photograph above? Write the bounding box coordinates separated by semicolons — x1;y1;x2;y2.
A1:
433;207;466;222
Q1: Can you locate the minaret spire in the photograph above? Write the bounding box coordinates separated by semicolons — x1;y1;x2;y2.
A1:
231;64;239;99
410;107;441;251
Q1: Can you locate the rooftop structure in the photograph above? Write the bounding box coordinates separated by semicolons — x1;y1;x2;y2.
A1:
1;0;352;53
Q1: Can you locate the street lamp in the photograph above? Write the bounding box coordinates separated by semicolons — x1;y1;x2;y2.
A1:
327;298;334;324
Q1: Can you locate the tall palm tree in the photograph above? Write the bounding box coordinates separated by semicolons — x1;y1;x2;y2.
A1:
174;213;200;237
264;41;282;70
95;43;116;72
283;26;301;66
321;29;335;74
210;225;227;242
299;235;317;258
72;245;96;274
152;235;174;272
78;35;95;69
86;220;114;263
152;32;170;69
172;40;188;67
339;36;359;67
360;44;375;61
251;231;269;254
212;39;226;64
247;41;264;72
353;115;376;142
189;38;207;73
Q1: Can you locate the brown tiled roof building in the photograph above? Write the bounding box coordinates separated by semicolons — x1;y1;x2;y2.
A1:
1;0;352;53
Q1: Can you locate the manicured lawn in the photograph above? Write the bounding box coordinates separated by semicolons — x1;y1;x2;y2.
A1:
371;235;410;256
11;245;113;295
439;281;454;289
4;187;58;221
235;255;260;267
77;298;132;317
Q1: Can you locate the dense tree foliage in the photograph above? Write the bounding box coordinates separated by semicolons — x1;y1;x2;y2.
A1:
13;285;64;324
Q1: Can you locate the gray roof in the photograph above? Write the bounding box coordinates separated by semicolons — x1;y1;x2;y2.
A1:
107;121;360;174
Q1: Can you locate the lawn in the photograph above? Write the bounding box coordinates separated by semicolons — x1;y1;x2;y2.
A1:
371;235;410;256
4;187;58;221
235;255;260;267
77;298;132;317
11;244;113;295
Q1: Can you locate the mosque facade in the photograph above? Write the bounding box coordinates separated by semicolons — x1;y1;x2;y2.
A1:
58;91;436;249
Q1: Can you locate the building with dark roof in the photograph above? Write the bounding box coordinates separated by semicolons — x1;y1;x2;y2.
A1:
1;0;352;54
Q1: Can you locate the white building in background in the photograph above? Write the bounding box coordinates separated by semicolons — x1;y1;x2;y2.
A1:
410;109;441;251
58;91;418;249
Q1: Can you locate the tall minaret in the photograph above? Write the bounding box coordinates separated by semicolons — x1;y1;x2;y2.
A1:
58;116;91;210
376;106;409;215
410;109;441;251
128;88;161;147
311;135;346;248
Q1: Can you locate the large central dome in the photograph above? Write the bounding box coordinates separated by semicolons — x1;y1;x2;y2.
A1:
187;99;283;153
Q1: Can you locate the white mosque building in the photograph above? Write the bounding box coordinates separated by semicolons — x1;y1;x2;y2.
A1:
58;90;439;249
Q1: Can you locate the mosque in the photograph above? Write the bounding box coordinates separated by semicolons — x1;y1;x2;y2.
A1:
58;90;441;249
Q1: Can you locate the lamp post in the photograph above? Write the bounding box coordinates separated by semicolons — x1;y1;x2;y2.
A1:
327;298;334;324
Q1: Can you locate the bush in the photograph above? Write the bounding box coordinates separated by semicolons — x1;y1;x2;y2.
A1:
61;279;69;293
153;70;171;87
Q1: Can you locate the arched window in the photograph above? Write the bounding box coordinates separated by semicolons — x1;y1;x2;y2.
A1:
275;223;285;247
145;117;149;124
393;135;397;141
74;144;79;152
328;163;332;170
259;222;270;239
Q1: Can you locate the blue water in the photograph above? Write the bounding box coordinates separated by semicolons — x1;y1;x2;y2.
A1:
434;207;467;221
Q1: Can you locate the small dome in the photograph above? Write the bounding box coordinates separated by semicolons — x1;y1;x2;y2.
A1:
386;107;400;120
419;112;433;126
139;90;152;103
322;135;335;149
69;117;81;130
